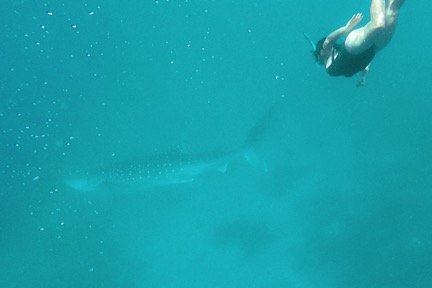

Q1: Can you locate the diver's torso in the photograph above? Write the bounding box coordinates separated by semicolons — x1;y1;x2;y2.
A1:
326;43;376;77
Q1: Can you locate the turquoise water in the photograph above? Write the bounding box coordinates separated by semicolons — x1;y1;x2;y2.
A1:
1;1;431;287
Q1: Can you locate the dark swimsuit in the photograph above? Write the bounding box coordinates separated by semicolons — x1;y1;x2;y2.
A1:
326;43;376;77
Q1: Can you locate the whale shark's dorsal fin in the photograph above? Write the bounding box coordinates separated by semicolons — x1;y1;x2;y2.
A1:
218;163;229;173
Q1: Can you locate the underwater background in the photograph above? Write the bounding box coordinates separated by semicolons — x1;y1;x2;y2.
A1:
1;1;431;287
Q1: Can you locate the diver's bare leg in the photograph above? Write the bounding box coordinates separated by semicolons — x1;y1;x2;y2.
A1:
386;0;405;23
373;0;405;49
370;0;386;27
388;0;406;12
345;0;386;54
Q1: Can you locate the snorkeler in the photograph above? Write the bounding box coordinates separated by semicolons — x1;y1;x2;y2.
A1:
310;0;405;86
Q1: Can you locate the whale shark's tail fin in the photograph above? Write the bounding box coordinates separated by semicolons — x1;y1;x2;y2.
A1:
243;104;277;147
240;104;278;172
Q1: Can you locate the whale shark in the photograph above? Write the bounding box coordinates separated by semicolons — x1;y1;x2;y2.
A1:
66;108;272;192
66;147;265;192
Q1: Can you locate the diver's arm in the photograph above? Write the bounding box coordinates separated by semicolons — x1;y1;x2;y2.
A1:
322;14;364;52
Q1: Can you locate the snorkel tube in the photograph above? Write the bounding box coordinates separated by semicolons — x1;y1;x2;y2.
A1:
303;33;325;63
303;32;316;51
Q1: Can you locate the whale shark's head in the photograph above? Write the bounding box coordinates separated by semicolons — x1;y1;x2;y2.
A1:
66;178;98;192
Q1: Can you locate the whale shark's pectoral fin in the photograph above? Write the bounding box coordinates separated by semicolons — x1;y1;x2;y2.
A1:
172;177;195;184
244;149;268;173
217;163;229;173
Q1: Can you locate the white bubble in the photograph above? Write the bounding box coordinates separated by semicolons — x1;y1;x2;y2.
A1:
46;11;53;16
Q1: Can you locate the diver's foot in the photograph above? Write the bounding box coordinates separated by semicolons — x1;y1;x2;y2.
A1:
356;78;366;87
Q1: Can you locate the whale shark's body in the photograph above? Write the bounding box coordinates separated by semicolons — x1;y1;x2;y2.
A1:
66;106;274;192
66;148;263;192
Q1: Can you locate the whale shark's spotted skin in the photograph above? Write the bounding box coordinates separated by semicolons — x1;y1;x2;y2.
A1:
66;149;250;192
